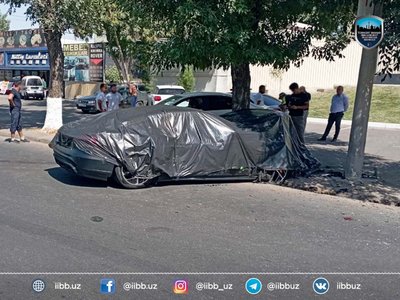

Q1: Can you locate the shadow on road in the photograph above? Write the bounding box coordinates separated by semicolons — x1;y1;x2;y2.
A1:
46;167;109;189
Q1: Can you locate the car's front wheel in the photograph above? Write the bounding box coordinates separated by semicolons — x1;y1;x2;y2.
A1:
113;166;157;189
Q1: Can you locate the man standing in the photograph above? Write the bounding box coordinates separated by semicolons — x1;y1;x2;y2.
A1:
8;82;29;143
106;84;123;112
96;83;108;112
286;82;309;144
299;86;311;129
318;86;349;142
128;83;138;108
254;85;266;105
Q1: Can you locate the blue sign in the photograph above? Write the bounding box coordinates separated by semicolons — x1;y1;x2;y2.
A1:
355;16;384;49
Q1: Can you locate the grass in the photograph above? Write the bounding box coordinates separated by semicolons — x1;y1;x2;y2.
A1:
309;85;400;123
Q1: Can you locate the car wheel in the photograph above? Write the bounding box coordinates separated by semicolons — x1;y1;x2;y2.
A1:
24;94;29;100
113;166;157;189
136;101;144;107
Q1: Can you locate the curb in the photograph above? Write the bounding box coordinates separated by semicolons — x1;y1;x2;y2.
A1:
0;132;53;145
308;118;400;129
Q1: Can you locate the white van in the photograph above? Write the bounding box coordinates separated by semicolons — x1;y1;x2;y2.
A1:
20;76;45;100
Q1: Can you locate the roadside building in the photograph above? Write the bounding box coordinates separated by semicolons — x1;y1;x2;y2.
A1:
0;29;49;83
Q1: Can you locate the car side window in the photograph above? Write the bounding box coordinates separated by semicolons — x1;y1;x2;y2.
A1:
176;99;190;107
205;96;232;110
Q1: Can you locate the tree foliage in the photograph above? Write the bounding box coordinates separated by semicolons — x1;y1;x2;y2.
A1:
129;0;358;109
0;13;10;31
377;0;400;79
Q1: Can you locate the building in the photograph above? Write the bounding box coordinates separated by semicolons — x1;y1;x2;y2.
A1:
0;29;49;83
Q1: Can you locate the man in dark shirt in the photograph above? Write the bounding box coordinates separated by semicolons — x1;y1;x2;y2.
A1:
8;82;29;143
300;86;311;129
286;82;309;144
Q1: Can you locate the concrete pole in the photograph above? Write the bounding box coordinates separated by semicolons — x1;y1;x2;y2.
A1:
345;0;381;179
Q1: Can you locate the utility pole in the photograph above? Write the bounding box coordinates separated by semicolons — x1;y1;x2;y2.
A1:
345;0;382;179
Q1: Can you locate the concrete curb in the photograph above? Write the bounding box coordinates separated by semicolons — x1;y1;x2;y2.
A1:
0;131;53;145
308;118;400;129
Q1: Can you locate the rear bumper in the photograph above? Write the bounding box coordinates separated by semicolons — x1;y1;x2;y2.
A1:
53;144;115;181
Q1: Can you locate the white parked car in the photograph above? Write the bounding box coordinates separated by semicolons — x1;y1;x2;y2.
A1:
151;85;185;105
20;75;45;100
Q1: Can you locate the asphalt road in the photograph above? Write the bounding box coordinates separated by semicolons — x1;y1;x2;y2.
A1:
0;140;400;299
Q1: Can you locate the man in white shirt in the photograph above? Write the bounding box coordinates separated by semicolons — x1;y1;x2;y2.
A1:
254;85;266;105
318;86;349;142
106;84;123;112
96;83;108;112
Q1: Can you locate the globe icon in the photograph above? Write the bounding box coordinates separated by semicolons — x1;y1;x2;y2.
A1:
32;279;46;293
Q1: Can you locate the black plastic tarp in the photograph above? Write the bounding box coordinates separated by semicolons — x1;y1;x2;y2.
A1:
51;106;319;179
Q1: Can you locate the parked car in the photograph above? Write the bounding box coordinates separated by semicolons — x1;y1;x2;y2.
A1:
20;76;45;100
250;93;281;108
158;92;280;114
50;106;319;189
76;84;150;114
151;85;185;104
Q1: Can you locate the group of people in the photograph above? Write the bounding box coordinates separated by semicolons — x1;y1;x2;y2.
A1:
95;83;139;112
257;83;349;144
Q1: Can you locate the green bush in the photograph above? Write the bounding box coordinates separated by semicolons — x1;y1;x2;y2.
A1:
105;66;121;83
178;66;196;92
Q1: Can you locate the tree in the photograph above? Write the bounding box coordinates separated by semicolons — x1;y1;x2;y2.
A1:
129;0;357;110
0;13;10;31
1;0;101;131
346;0;399;179
78;0;156;83
178;66;195;92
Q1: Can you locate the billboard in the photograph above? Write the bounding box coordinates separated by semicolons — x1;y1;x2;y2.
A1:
63;43;104;82
0;29;46;49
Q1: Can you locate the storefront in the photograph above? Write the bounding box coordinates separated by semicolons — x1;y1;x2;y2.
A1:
0;29;50;83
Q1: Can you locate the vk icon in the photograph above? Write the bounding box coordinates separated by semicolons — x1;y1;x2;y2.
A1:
100;278;116;294
245;278;262;295
313;277;329;295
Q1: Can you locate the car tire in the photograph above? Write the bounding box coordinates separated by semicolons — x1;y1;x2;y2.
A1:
24;93;29;100
136;101;144;107
113;166;157;189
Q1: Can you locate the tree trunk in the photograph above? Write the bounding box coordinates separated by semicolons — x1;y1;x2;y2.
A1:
345;0;382;179
231;63;251;111
42;30;64;132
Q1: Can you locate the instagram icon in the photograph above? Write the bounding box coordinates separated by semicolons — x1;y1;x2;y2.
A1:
174;280;188;294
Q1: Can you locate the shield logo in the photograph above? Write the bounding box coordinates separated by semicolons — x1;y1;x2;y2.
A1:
355;16;384;49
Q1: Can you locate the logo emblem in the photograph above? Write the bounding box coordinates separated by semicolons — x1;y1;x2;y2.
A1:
313;277;330;295
355;16;384;49
173;280;188;294
245;278;262;295
32;279;46;293
100;278;116;294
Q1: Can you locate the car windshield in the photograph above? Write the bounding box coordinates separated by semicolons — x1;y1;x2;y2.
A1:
158;95;184;106
27;78;43;86
157;88;185;95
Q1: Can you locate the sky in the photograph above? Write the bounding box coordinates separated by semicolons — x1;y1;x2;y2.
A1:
1;4;84;41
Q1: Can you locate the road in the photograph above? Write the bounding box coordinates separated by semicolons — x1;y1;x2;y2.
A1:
0;140;399;299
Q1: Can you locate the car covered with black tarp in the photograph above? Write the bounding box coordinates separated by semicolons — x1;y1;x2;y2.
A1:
50;106;319;188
